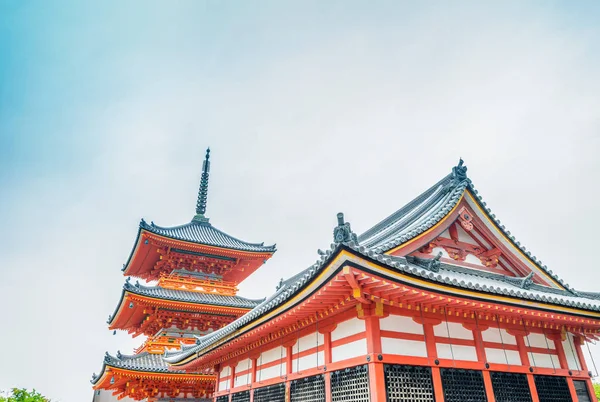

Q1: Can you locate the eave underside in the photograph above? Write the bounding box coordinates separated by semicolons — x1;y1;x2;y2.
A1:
167;248;600;370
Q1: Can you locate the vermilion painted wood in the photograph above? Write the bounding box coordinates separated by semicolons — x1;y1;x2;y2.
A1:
368;363;386;402
324;372;332;402
482;371;495;402
432;367;445;402
527;373;541;402
566;378;579;402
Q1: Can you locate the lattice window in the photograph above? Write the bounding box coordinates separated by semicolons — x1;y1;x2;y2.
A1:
231;390;250;402
254;383;286;402
331;365;370;402
440;368;486;402
216;396;229;402
490;372;532;402
384;364;435;402
573;380;591;402
290;374;326;402
534;375;573;402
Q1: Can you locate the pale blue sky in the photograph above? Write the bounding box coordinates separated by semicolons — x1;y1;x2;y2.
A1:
1;1;600;401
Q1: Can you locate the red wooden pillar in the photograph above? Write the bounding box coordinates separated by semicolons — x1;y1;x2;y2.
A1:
547;333;568;370
574;335;590;373
319;324;336;402
546;331;579;402
360;302;386;402
419;317;444;402
566;378;579;402
249;356;259;402
527;374;540;402
229;364;236;391
465;323;494;402
509;329;540;402
574;336;598;402
284;343;294;376
213;364;221;402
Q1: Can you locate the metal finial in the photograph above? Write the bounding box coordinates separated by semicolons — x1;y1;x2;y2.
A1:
194;148;211;220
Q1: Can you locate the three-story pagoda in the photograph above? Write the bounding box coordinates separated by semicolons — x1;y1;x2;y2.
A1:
92;149;276;401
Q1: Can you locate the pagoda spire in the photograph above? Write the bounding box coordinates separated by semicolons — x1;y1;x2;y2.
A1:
194;148;211;222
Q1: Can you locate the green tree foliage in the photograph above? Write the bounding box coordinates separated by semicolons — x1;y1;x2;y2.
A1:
0;389;50;402
594;382;600;399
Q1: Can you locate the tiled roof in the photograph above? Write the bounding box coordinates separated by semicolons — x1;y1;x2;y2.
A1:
124;280;264;309
107;281;264;325
91;351;186;384
164;239;600;366
357;160;574;292
140;219;276;253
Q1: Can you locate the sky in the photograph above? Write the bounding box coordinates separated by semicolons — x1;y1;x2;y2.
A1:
1;1;600;401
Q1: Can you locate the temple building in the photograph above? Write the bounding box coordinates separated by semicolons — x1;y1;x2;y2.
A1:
94;155;600;402
162;159;600;402
92;149;276;401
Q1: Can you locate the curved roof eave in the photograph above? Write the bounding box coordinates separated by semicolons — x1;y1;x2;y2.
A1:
164;241;600;367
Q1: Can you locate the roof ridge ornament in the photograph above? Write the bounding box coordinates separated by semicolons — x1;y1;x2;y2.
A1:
193;148;211;223
501;271;535;289
452;158;468;185
405;252;442;273
333;213;358;244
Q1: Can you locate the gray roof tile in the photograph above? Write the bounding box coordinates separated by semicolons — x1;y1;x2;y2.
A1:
141;219;276;253
123;280;264;309
91;351;186;384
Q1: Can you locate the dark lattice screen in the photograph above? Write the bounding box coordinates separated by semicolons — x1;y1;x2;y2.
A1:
231;390;250;402
216;396;229;402
574;380;591;402
331;365;370;402
534;375;573;402
440;368;486;402
490;372;533;402
253;383;286;402
290;374;326;402
384;364;435;402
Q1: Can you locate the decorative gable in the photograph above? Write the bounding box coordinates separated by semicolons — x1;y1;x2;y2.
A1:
396;194;557;287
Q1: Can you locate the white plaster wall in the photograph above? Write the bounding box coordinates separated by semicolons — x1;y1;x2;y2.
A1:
292;351;325;372
235;358;252;374
234;358;252;387
465;254;484;266
260;346;286;365
436;344;478;361
457;225;479;245
220;366;231;377
470;230;492;249
332;338;367;362
331;317;365;341
218;366;231;391
563;334;582;370
434;322;474;340
380;315;424;334
528;352;560;369
481;328;517;345
485;348;521;365
294;331;324;352
526;333;554;349
381;338;427;357
257;362;286;381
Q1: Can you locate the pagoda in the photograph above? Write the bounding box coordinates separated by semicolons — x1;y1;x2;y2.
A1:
92;149;276;401
164;159;600;402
